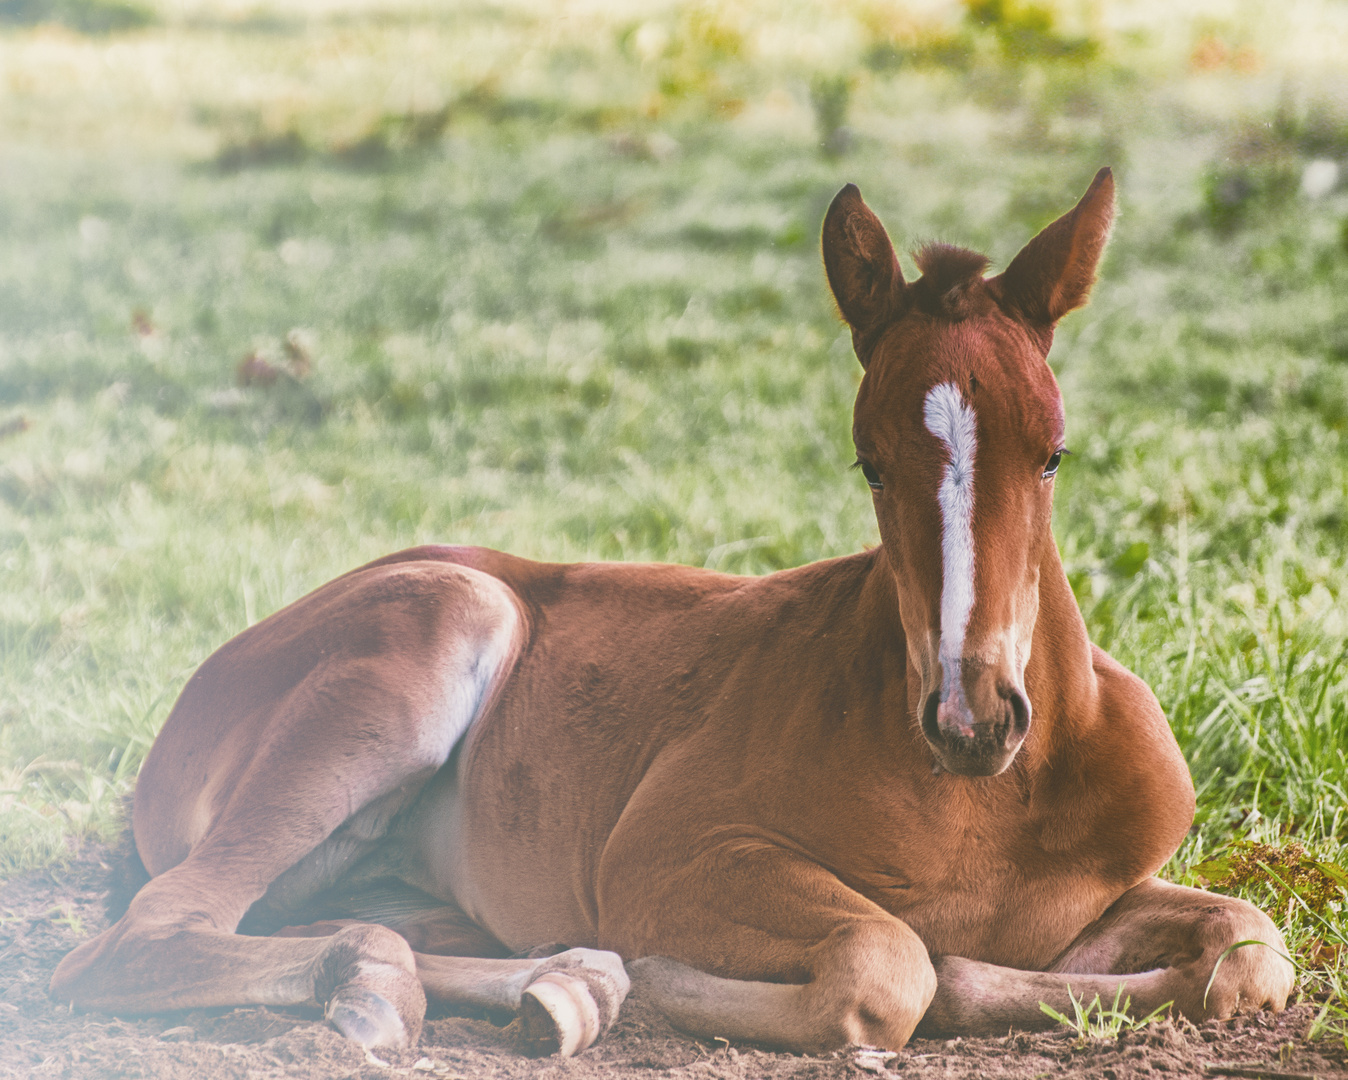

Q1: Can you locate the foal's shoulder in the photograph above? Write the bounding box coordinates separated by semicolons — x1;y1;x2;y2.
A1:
1085;642;1196;855
1087;643;1170;739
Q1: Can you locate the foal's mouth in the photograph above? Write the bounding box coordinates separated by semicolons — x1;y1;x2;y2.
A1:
920;689;1030;778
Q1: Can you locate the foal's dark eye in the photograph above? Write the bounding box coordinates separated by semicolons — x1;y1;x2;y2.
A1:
857;460;883;491
1042;450;1064;480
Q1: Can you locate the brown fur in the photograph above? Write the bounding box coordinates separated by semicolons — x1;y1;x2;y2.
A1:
910;243;991;320
51;168;1293;1057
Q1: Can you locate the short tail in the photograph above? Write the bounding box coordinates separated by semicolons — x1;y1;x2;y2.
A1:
104;795;150;922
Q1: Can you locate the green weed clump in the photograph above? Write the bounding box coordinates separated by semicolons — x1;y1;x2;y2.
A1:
0;0;1345;1036
1040;985;1172;1045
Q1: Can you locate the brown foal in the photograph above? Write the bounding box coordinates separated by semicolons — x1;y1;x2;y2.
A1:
52;168;1293;1056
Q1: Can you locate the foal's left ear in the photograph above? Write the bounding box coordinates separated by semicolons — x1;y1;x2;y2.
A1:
993;167;1115;330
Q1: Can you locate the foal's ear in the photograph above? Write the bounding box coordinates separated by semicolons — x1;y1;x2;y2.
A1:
994;167;1114;329
822;184;904;349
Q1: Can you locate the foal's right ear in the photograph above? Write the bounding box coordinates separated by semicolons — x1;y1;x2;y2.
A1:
822;185;904;353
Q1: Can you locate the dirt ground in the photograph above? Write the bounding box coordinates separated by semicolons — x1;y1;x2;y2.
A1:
2;850;1344;1080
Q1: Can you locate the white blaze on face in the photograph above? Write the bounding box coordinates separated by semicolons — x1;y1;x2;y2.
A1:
923;382;977;716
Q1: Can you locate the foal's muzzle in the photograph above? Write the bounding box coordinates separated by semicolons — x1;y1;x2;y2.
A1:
920;684;1031;777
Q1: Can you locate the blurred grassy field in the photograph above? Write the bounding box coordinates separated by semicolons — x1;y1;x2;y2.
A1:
1;0;1347;1036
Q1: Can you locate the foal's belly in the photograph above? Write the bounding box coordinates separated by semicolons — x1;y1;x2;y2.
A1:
401;738;611;953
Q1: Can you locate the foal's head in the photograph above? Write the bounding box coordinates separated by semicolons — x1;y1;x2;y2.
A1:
822;169;1114;777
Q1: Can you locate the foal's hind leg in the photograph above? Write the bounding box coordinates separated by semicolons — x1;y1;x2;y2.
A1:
381;901;628;1051
417;949;630;1057
51;856;430;1048
918;877;1293;1036
273;898;630;1055
52;561;524;1049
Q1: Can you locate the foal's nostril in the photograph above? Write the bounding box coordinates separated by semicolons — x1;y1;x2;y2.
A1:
1004;686;1031;742
920;691;942;747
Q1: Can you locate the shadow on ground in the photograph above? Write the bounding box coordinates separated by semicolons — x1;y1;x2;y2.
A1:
3;850;1343;1080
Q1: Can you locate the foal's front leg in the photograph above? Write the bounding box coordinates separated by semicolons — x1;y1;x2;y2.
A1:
918;877;1293;1036
603;833;939;1053
1052;877;1294;1018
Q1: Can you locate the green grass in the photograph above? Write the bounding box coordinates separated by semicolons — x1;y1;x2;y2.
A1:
1040;984;1173;1044
0;0;1345;1038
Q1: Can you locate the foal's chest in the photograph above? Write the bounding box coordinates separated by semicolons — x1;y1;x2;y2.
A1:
836;780;1120;970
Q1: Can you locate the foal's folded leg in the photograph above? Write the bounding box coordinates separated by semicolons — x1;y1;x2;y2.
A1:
601;832;938;1053
50;857;428;1049
416;948;630;1057
265;906;630;1056
918;876;1293;1036
51;560;530;1050
273;893;632;1056
917;956;1172;1036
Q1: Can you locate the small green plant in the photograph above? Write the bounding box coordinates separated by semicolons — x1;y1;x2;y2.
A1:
1308;986;1348;1049
48;903;85;937
1039;985;1173;1044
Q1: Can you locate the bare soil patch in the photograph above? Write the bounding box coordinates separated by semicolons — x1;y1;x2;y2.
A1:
3;850;1343;1080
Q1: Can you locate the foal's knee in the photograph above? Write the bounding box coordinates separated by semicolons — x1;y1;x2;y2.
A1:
802;920;937;1051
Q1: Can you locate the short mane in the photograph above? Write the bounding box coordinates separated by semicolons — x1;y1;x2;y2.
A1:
911;243;991;320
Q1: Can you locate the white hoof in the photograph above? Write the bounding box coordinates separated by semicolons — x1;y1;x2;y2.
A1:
520;971;602;1057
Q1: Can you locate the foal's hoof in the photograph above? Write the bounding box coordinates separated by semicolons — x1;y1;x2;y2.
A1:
520;971;602;1057
316;924;426;1049
327;985;409;1048
519;948;630;1057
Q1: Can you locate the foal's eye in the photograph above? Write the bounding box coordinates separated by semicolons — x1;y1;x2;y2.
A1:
857;460;883;491
1042;450;1064;480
